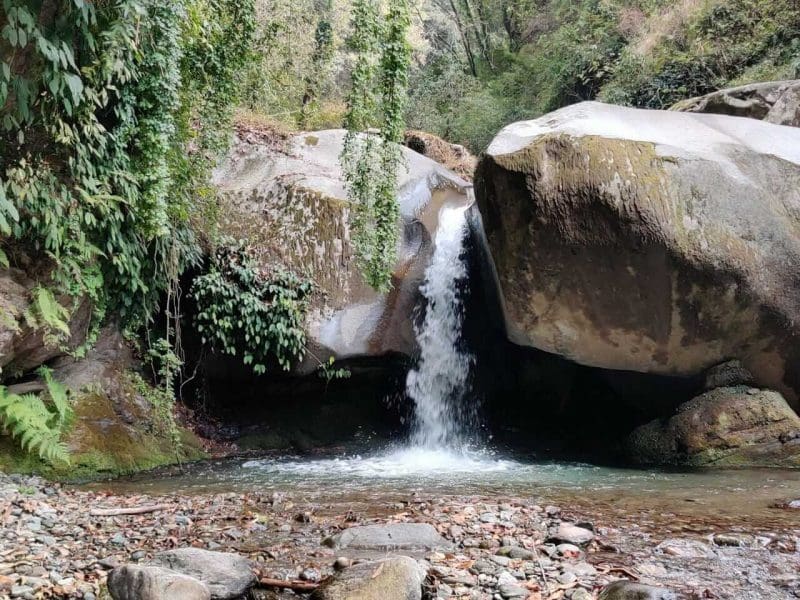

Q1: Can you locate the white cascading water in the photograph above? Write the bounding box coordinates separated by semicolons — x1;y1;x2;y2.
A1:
406;204;476;450
243;203;513;479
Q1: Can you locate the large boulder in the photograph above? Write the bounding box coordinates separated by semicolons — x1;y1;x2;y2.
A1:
474;101;800;404
671;80;800;127
0;326;205;479
627;387;800;467
212;129;471;370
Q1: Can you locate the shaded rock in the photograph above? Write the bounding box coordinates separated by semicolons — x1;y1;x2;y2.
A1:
323;523;453;551
403;130;478;181
150;548;255;600
627;387;800;467
474;101;800;404
671;80;800;127
310;556;426;600
108;565;210;600
703;360;754;391
548;523;594;546
212;129;471;370
598;581;677;600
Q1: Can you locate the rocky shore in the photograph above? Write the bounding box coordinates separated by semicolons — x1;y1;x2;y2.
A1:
1;472;798;600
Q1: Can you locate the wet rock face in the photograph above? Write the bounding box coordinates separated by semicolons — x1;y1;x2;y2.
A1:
474;101;800;405
626;387;800;467
108;565;211;600
149;548;256;600
310;556;426;600
212;129;471;371
671;80;800;127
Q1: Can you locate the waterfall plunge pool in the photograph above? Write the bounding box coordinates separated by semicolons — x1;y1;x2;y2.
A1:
87;445;800;532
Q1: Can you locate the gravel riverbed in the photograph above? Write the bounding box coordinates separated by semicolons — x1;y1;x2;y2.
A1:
1;471;799;600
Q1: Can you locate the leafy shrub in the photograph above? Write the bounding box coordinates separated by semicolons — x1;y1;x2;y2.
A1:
0;0;255;340
190;242;313;375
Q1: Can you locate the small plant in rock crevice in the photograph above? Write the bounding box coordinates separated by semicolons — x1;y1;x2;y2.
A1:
190;241;313;376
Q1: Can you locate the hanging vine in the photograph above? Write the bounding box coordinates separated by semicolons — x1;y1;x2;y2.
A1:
341;0;412;292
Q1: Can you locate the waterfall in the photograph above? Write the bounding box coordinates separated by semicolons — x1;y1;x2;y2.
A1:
406;204;476;450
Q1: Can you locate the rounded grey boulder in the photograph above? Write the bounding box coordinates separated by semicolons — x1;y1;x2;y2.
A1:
322;523;453;551
598;581;677;600
108;565;210;600
149;548;255;600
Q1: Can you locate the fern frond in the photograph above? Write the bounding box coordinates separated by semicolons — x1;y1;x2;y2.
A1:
0;386;71;465
32;287;71;336
38;366;72;426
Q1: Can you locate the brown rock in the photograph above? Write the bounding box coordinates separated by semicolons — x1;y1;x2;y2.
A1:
627;387;800;467
671;80;800;127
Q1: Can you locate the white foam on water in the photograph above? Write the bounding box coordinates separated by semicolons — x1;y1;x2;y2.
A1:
243;446;517;480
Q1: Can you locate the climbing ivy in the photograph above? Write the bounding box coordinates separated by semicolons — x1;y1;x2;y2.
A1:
0;0;255;342
190;242;313;375
341;0;412;292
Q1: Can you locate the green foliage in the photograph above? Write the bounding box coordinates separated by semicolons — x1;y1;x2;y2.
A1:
407;0;800;151
317;356;352;384
602;0;800;108
0;367;72;465
191;241;313;375
22;286;71;349
341;0;411;292
0;0;255;349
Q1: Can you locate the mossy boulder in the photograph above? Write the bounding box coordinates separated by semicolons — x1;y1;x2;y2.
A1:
475;101;800;406
0;328;204;481
626;387;800;468
212;129;471;371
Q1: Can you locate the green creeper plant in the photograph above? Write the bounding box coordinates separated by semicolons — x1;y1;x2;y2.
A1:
190;241;313;375
341;0;412;292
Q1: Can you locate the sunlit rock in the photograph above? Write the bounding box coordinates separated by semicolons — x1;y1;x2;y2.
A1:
475;101;800;404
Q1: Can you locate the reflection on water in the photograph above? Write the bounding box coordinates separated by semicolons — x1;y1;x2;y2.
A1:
87;445;800;529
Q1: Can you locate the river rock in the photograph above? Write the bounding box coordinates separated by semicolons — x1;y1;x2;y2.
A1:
703;360;755;391
671;80;800;127
655;538;715;559
548;523;594;546
322;523;453;551
474;101;800;404
598;581;677;600
627;387;800;467
108;565;210;600
310;556;426;600
150;548;255;600
212;129;471;371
